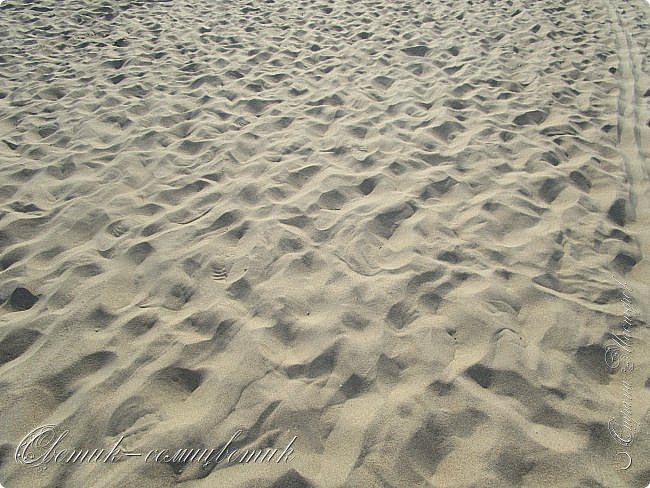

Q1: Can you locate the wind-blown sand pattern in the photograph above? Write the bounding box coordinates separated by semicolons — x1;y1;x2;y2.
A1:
1;0;649;486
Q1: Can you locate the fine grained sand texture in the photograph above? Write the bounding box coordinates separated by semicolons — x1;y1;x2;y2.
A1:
1;0;649;487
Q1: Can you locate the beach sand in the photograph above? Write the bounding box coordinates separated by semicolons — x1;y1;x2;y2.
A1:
0;0;649;486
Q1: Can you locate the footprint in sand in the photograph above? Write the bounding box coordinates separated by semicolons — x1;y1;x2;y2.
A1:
336;230;383;276
210;262;228;281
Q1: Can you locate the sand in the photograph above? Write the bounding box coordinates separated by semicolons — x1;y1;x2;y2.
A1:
0;0;649;486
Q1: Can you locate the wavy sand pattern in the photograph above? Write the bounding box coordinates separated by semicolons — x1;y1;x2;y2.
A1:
1;0;649;486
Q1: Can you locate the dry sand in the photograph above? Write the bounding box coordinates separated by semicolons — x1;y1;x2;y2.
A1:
1;0;649;486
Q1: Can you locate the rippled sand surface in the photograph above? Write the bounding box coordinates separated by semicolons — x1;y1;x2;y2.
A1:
1;0;649;486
